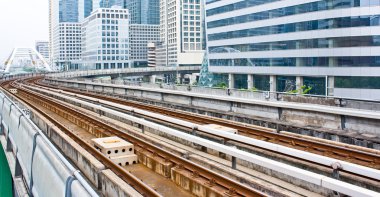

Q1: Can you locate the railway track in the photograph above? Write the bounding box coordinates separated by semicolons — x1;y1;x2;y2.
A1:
31;77;380;172
1;80;161;197
4;79;265;197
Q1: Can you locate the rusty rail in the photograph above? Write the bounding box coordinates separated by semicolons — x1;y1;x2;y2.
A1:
6;79;265;197
2;80;161;197
30;77;380;171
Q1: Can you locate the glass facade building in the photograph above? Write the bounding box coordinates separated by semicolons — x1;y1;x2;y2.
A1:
206;0;380;99
127;0;160;25
95;0;159;25
59;0;79;22
98;0;126;8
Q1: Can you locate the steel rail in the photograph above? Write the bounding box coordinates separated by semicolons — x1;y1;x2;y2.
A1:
18;80;380;197
4;81;161;197
26;80;380;182
12;80;265;197
32;77;380;171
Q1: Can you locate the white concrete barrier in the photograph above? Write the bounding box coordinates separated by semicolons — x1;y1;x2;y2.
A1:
0;91;97;197
11;118;36;185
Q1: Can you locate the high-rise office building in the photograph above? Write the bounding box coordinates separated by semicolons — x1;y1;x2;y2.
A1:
53;23;82;70
50;0;93;70
59;0;79;22
156;0;206;67
81;8;131;70
94;0;126;9
205;0;380;99
127;0;160;25
79;0;93;21
35;41;50;62
79;1;160;69
130;24;160;66
94;0;160;25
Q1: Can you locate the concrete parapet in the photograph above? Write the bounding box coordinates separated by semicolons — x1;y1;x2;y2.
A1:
0;92;95;196
101;169;143;197
30;111;105;189
44;78;380;145
171;166;224;197
135;147;173;178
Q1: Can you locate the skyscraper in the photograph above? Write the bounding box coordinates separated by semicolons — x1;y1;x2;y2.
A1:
49;0;93;70
95;0;126;9
205;0;380;99
156;0;205;67
59;0;79;22
79;0;93;21
129;24;160;66
81;8;131;70
127;0;160;25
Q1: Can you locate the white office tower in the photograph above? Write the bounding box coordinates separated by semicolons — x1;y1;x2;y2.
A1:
205;0;380;100
52;23;82;70
49;0;93;70
156;0;206;67
81;8;131;70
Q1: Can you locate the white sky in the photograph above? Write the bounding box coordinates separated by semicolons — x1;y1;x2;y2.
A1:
0;0;49;62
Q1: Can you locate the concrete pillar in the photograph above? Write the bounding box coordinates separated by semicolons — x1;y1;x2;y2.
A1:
296;76;304;94
296;41;304;67
228;74;235;89
327;76;335;96
328;39;336;67
177;73;185;84
247;74;254;89
149;75;156;83
269;75;277;92
189;74;197;85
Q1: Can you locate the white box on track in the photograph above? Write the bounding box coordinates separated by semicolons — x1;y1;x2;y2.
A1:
92;136;134;158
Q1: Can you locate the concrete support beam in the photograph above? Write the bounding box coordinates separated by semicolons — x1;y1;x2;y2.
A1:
180;73;185;84
188;74;196;85
295;41;304;67
247;74;254;89
270;75;277;92
228;74;234;89
328;39;337;67
149;75;156;84
296;76;304;94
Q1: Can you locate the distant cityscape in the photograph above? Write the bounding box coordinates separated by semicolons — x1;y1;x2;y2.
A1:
2;1;380;197
4;0;380;99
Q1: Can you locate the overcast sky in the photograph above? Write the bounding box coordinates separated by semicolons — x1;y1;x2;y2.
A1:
0;0;49;62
